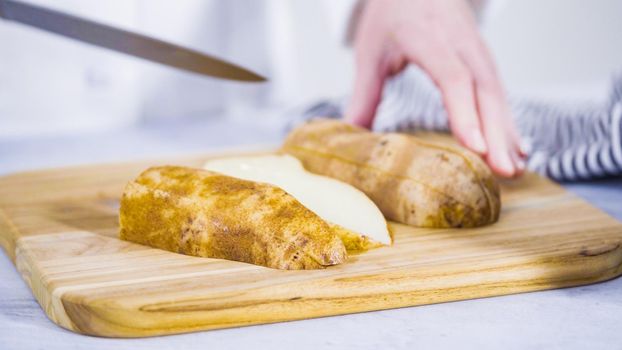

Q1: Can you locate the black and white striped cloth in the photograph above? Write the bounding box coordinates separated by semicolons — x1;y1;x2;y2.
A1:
298;67;622;182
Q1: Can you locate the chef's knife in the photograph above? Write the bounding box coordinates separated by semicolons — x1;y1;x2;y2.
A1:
0;0;266;82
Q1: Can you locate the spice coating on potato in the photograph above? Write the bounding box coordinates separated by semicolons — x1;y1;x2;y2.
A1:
281;119;500;228
119;166;347;269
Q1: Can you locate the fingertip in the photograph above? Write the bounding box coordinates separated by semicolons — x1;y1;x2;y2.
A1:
346;64;386;130
344;107;374;129
511;150;527;177
488;152;516;178
514;159;526;177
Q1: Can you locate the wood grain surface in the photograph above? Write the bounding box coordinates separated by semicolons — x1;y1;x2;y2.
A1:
0;148;621;338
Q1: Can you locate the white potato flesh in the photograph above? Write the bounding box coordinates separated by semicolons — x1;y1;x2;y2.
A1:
204;154;391;245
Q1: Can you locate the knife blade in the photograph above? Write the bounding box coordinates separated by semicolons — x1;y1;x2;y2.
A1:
0;0;266;82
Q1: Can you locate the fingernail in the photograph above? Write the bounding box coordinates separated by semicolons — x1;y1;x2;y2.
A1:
469;129;488;154
499;153;515;176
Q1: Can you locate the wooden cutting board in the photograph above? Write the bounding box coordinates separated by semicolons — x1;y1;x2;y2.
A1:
1;148;621;338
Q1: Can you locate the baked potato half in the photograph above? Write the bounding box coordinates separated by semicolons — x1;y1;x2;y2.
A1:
281;119;500;228
119;166;347;269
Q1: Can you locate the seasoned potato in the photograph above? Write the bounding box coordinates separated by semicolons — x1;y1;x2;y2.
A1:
204;154;392;251
119;166;347;269
281;119;500;228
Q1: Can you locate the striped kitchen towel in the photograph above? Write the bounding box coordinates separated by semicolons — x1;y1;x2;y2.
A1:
297;67;622;182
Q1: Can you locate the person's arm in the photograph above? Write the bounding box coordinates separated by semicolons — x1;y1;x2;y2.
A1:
346;0;525;177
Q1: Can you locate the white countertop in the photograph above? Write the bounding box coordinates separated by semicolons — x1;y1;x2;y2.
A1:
1;117;621;350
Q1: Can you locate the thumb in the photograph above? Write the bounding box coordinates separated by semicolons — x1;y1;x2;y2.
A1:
345;55;388;129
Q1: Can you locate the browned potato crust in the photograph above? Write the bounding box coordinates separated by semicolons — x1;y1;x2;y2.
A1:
281;119;500;228
119;166;347;269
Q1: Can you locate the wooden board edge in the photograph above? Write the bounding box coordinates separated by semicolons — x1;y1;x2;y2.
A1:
14;236;77;332
0;206;19;261
49;243;622;338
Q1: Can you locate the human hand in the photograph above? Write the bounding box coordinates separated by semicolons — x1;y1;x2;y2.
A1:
345;0;525;177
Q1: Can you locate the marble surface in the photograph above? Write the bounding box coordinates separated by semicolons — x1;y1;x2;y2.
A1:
1;118;621;350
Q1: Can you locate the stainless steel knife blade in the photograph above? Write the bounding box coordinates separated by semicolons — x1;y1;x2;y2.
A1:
0;0;266;82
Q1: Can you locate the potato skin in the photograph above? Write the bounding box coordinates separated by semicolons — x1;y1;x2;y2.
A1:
281;119;500;228
119;166;347;269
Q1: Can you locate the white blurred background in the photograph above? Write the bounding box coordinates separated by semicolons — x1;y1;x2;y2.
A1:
0;0;621;139
0;0;355;139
